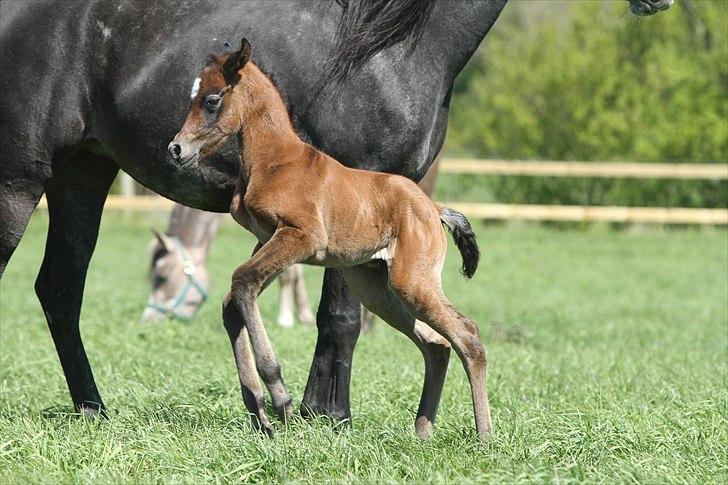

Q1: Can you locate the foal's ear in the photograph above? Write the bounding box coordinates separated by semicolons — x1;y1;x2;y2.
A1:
223;37;252;86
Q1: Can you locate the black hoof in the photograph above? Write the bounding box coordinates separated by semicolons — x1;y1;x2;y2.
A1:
300;401;351;424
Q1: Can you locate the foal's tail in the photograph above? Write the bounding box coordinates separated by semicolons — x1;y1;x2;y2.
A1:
439;207;480;279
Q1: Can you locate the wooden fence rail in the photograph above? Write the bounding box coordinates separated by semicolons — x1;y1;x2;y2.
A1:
39;159;728;225
440;159;728;179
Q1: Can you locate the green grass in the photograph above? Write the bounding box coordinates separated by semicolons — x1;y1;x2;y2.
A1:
1;211;726;483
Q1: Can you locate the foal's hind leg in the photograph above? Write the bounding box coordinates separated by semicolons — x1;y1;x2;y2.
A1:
343;263;451;438
388;247;492;439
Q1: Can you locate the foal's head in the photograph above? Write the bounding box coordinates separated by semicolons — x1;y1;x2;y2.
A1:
168;38;253;166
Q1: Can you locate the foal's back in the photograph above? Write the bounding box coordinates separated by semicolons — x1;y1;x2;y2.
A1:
302;147;444;251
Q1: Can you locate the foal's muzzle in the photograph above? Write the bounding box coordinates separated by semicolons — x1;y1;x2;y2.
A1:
168;142;182;159
167;140;199;166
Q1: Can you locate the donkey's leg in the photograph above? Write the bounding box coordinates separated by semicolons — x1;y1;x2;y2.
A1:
388;249;491;439
34;151;119;417
292;265;314;324
222;294;274;435
301;268;361;423
343;263;451;438
229;228;321;424
276;266;296;328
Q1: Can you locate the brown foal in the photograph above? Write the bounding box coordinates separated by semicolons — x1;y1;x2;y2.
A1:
169;39;491;439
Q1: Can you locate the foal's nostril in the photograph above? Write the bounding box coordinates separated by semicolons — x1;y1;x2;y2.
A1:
168;143;182;159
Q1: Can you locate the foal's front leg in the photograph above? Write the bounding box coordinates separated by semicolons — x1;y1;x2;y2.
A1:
227;227;321;430
222;296;273;435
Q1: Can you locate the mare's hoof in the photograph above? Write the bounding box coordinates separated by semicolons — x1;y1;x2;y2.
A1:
78;403;108;419
299;402;351;425
414;417;434;439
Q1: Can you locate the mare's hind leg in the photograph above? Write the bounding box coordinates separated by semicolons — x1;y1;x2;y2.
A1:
388;241;492;439
343;262;451;438
301;268;361;423
34;150;119;416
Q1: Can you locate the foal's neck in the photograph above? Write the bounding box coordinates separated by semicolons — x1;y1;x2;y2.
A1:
234;64;303;174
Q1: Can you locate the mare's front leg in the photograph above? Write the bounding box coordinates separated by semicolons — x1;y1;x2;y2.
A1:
225;228;321;431
301;268;362;423
34;150;119;416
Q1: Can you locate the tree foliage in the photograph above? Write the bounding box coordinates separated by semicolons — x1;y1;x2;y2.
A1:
444;0;727;207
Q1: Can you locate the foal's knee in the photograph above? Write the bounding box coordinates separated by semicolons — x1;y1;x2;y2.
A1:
231;264;263;299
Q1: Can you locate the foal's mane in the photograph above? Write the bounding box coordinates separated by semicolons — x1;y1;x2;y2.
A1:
326;0;436;84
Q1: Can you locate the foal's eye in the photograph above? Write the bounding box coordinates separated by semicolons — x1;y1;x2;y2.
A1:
203;95;221;113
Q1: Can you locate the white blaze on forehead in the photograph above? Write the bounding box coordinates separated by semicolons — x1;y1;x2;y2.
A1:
190;77;201;100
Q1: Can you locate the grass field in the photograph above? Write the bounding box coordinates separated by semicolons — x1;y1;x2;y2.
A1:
1;211;726;483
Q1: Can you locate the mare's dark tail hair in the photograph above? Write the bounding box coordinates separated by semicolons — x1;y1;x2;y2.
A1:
327;0;436;84
440;207;480;279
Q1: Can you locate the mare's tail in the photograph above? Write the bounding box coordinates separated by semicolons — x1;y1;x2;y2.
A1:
439;207;480;279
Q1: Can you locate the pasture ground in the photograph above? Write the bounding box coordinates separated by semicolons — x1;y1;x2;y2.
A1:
1;211;726;483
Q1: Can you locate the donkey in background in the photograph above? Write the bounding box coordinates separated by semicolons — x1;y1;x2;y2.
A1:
142;204;313;326
169;39;489;439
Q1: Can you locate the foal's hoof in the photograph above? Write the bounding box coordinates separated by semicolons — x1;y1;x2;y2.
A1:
251;416;275;438
273;397;294;422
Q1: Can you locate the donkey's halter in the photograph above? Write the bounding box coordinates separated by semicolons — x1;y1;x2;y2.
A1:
145;237;208;320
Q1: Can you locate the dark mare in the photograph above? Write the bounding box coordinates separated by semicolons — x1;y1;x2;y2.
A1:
0;0;671;421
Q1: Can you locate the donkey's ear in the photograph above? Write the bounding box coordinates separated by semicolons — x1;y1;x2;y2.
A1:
151;228;174;253
223;37;252;86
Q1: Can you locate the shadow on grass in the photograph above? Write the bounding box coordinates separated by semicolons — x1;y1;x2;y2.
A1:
488;322;533;345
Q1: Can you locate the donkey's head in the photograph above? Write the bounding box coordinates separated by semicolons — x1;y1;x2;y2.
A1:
627;0;673;15
141;230;209;321
168;38;252;167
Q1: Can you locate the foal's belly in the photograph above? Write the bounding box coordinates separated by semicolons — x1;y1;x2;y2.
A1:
303;244;393;269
